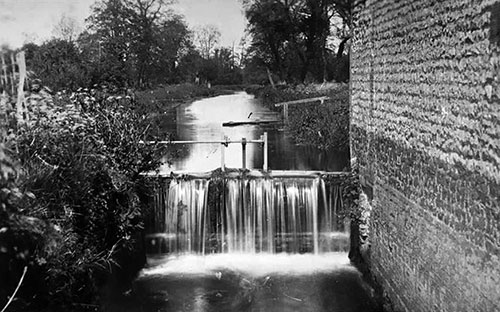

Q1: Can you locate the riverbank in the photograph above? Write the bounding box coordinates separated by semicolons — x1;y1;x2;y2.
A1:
135;83;232;110
247;83;350;153
134;83;234;140
0;86;170;312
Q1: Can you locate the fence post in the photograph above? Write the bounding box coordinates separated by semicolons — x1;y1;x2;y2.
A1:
0;90;7;126
15;51;27;126
10;53;15;96
221;135;227;171
283;103;289;124
0;52;7;90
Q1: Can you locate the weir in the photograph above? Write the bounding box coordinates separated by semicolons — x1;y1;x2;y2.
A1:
146;171;349;255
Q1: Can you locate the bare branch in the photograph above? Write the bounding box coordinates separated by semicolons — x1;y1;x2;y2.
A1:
1;267;28;312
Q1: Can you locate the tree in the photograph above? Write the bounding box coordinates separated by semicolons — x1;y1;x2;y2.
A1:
52;14;82;42
243;0;297;81
149;14;193;84
194;24;221;59
127;0;174;86
243;0;354;83
85;0;193;87
212;47;242;84
23;39;88;91
86;0;138;86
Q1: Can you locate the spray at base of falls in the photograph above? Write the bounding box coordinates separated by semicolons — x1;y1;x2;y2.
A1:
147;175;348;255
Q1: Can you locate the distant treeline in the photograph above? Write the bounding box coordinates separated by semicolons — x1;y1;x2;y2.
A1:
2;0;352;92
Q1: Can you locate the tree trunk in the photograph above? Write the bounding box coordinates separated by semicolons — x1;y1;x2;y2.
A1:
337;36;351;59
266;67;276;89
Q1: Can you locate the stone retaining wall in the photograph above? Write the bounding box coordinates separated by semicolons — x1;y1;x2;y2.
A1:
351;0;500;311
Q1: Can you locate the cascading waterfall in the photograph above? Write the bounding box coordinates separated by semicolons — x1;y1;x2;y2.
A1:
149;179;211;254
147;175;348;255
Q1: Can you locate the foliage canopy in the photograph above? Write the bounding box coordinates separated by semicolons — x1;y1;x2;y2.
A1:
242;0;353;83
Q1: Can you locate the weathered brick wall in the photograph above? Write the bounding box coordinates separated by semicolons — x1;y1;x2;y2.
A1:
351;0;500;311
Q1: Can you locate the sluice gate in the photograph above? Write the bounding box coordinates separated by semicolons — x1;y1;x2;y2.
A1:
145;170;350;255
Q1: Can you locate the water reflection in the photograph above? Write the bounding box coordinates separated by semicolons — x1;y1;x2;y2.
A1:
160;92;349;173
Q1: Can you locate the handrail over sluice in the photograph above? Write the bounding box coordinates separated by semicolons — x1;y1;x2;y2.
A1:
140;132;268;171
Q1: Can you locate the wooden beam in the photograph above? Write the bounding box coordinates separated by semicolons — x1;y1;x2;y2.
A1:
222;120;280;127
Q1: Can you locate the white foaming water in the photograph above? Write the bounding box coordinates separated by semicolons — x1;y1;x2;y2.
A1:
141;252;354;278
149;176;348;254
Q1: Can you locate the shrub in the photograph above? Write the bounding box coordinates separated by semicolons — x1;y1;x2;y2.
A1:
1;87;166;310
249;84;350;152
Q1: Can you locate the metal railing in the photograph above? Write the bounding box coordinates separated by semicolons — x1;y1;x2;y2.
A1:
274;96;329;124
141;132;268;171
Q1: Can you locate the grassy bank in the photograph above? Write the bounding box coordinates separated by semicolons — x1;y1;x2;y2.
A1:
0;85;172;311
248;83;350;152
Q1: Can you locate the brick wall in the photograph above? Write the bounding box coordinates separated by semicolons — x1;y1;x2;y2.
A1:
351;0;500;311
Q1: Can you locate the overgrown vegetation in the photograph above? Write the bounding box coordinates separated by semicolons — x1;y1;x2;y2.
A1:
250;83;350;152
1;88;166;310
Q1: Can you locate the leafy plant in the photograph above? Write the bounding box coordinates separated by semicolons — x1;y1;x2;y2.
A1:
1;86;167;310
251;83;350;152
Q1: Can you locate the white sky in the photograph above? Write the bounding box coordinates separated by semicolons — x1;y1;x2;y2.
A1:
0;0;246;48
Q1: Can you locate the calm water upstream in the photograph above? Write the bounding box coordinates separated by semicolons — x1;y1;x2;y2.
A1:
102;92;375;311
159;92;349;173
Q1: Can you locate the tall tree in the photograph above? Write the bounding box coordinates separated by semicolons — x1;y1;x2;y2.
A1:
86;0;137;86
243;0;353;83
127;0;173;86
194;24;221;60
85;0;192;87
244;0;298;81
151;14;192;84
52;14;82;42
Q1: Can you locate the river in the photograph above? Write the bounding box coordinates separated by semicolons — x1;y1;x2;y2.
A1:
159;92;349;173
102;92;376;312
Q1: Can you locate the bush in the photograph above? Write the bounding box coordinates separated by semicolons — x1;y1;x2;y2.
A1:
1;87;166;310
249;83;350;151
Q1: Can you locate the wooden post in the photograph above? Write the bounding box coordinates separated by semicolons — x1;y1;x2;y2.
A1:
266;67;275;89
283;103;289;124
241;138;247;169
0;90;7;124
10;53;15;96
15;51;27;126
221;135;227;171
263;132;268;171
0;52;7;90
